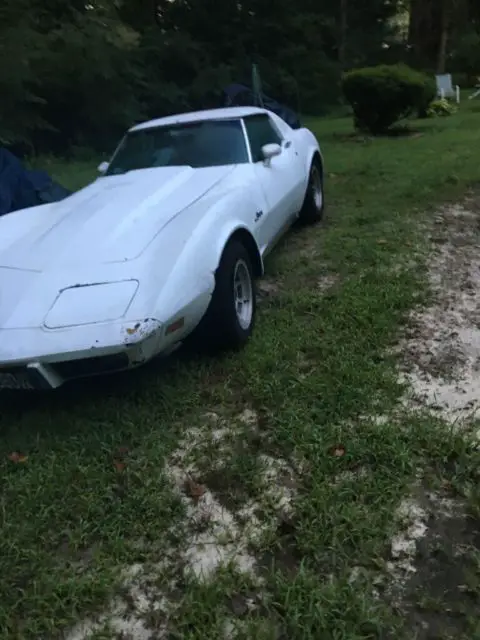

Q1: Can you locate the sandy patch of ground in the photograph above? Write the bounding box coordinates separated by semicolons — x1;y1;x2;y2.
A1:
380;485;480;640
257;278;282;302
257;271;338;302
166;409;297;582
67;408;298;639
399;204;480;428
376;202;480;637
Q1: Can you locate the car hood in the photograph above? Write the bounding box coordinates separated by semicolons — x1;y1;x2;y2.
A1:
0;165;235;272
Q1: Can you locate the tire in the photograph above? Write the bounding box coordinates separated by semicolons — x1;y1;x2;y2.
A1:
299;159;324;224
194;239;257;351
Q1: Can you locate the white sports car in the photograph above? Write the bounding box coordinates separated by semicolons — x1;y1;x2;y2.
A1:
0;106;324;389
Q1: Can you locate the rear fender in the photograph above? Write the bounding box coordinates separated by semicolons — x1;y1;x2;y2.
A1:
307;147;324;179
295;128;324;176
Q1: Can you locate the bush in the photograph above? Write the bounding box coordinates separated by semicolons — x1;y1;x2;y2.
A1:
426;98;457;118
342;64;436;134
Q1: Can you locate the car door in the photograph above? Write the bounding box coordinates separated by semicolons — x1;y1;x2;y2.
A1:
243;114;305;249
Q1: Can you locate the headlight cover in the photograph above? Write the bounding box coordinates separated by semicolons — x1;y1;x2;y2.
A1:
44;280;139;329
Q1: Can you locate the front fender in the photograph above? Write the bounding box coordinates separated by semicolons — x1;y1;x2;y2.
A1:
188;188;263;275
150;188;262;317
213;220;263;276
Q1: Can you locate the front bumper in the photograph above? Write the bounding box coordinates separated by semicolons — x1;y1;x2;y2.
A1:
0;318;166;390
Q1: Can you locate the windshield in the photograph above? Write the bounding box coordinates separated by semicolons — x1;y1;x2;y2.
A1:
106;119;249;175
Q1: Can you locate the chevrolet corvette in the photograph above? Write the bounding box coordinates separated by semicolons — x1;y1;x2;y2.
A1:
0;106;324;389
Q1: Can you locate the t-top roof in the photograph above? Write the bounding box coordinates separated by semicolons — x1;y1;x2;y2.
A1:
129;106;268;132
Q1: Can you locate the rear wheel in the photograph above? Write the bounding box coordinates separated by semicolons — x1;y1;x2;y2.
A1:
194;240;256;351
299;159;324;224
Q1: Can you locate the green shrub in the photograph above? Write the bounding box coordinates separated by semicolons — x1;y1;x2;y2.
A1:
426;98;457;118
342;64;436;134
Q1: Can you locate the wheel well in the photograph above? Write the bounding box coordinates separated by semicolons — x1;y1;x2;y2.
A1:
312;151;323;179
227;229;263;277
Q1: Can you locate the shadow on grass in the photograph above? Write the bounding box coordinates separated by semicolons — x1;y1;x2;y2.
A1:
329;125;426;144
0;343;214;420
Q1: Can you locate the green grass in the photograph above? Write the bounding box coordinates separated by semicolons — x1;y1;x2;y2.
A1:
2;103;480;639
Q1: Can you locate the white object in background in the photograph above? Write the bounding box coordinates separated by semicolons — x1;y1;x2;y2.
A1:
469;86;480;100
435;74;461;103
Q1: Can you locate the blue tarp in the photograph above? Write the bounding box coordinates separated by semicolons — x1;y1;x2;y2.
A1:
223;83;301;129
0;148;71;217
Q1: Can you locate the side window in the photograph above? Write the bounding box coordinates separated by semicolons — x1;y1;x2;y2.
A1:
244;115;283;163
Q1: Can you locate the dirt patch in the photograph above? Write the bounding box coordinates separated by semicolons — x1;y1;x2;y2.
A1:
346;480;480;639
400;204;480;427
259;517;303;580
317;273;339;293
380;200;480;638
384;485;480;639
66;408;300;638
257;278;282;303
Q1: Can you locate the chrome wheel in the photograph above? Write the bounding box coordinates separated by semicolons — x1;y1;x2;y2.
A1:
233;259;253;330
310;165;323;210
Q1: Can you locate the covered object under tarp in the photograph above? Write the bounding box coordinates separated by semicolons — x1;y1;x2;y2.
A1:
223;83;301;130
0;148;71;217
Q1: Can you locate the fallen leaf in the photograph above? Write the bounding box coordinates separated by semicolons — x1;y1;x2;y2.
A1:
8;452;28;463
112;446;129;471
376;238;388;245
113;460;126;472
185;475;206;500
330;445;346;458
114;446;129;458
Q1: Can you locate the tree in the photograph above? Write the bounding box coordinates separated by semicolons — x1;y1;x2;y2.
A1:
0;0;418;154
408;0;480;75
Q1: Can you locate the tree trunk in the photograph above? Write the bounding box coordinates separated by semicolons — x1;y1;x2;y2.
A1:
408;0;430;64
339;0;347;68
408;0;418;49
436;0;449;73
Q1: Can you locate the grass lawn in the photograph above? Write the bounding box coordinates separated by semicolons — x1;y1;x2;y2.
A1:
2;102;480;639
